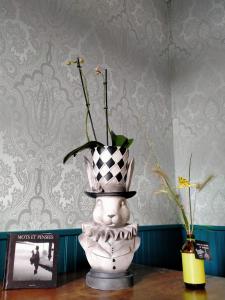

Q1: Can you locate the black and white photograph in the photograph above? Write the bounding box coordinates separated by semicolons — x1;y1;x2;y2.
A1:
3;233;58;289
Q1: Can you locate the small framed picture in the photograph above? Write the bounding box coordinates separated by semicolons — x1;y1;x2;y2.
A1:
3;233;58;289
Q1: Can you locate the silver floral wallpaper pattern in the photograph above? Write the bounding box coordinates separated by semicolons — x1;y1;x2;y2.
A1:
0;0;176;231
3;0;223;231
172;0;225;226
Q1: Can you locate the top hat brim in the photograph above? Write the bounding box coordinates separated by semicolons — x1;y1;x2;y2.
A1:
85;191;136;199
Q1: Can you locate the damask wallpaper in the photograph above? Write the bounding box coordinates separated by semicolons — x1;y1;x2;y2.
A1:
172;0;225;226
0;0;176;231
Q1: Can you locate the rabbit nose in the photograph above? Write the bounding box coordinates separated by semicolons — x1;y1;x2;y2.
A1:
108;214;115;218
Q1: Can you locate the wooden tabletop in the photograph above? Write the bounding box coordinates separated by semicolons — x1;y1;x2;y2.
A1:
1;264;225;300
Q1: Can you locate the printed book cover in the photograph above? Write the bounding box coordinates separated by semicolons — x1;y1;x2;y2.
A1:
3;233;58;289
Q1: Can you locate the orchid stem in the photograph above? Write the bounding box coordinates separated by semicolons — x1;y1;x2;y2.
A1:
77;57;97;141
85;110;90;142
104;69;109;145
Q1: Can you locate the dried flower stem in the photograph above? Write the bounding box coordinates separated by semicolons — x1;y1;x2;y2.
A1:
196;175;214;191
188;154;193;234
153;167;190;233
153;162;214;236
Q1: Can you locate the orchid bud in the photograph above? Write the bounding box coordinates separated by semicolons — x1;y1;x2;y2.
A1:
79;57;84;64
95;65;102;75
65;58;84;65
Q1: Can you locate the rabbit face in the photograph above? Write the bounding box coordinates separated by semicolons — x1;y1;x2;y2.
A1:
93;196;130;227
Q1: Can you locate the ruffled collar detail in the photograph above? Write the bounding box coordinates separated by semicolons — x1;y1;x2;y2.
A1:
82;223;138;242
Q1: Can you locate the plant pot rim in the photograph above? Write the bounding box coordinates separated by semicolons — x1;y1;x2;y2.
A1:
93;145;129;149
91;145;129;155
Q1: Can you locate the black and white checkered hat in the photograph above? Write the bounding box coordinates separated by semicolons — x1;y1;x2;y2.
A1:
85;146;136;198
92;146;129;189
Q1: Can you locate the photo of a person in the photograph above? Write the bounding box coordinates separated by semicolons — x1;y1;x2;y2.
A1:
32;246;40;275
30;250;35;265
13;242;54;281
4;233;58;289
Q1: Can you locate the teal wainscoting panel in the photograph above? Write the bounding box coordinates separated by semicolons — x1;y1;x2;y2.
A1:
190;225;225;277
134;225;183;270
0;238;7;281
1;225;225;280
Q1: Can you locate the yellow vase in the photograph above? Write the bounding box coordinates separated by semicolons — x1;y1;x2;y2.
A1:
181;234;206;289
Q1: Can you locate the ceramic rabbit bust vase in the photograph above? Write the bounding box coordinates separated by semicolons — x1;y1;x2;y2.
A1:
79;146;140;290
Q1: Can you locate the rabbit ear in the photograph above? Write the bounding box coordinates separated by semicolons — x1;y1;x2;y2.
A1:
84;156;102;192
126;158;134;191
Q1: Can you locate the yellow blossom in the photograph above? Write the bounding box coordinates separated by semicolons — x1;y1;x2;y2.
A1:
177;176;197;189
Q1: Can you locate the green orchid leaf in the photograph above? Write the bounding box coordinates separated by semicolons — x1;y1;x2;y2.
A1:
63;141;104;164
110;130;133;148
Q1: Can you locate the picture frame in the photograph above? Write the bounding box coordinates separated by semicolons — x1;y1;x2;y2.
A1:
3;233;58;289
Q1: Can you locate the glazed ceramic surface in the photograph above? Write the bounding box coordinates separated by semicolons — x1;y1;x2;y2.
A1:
92;146;129;192
79;195;140;273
